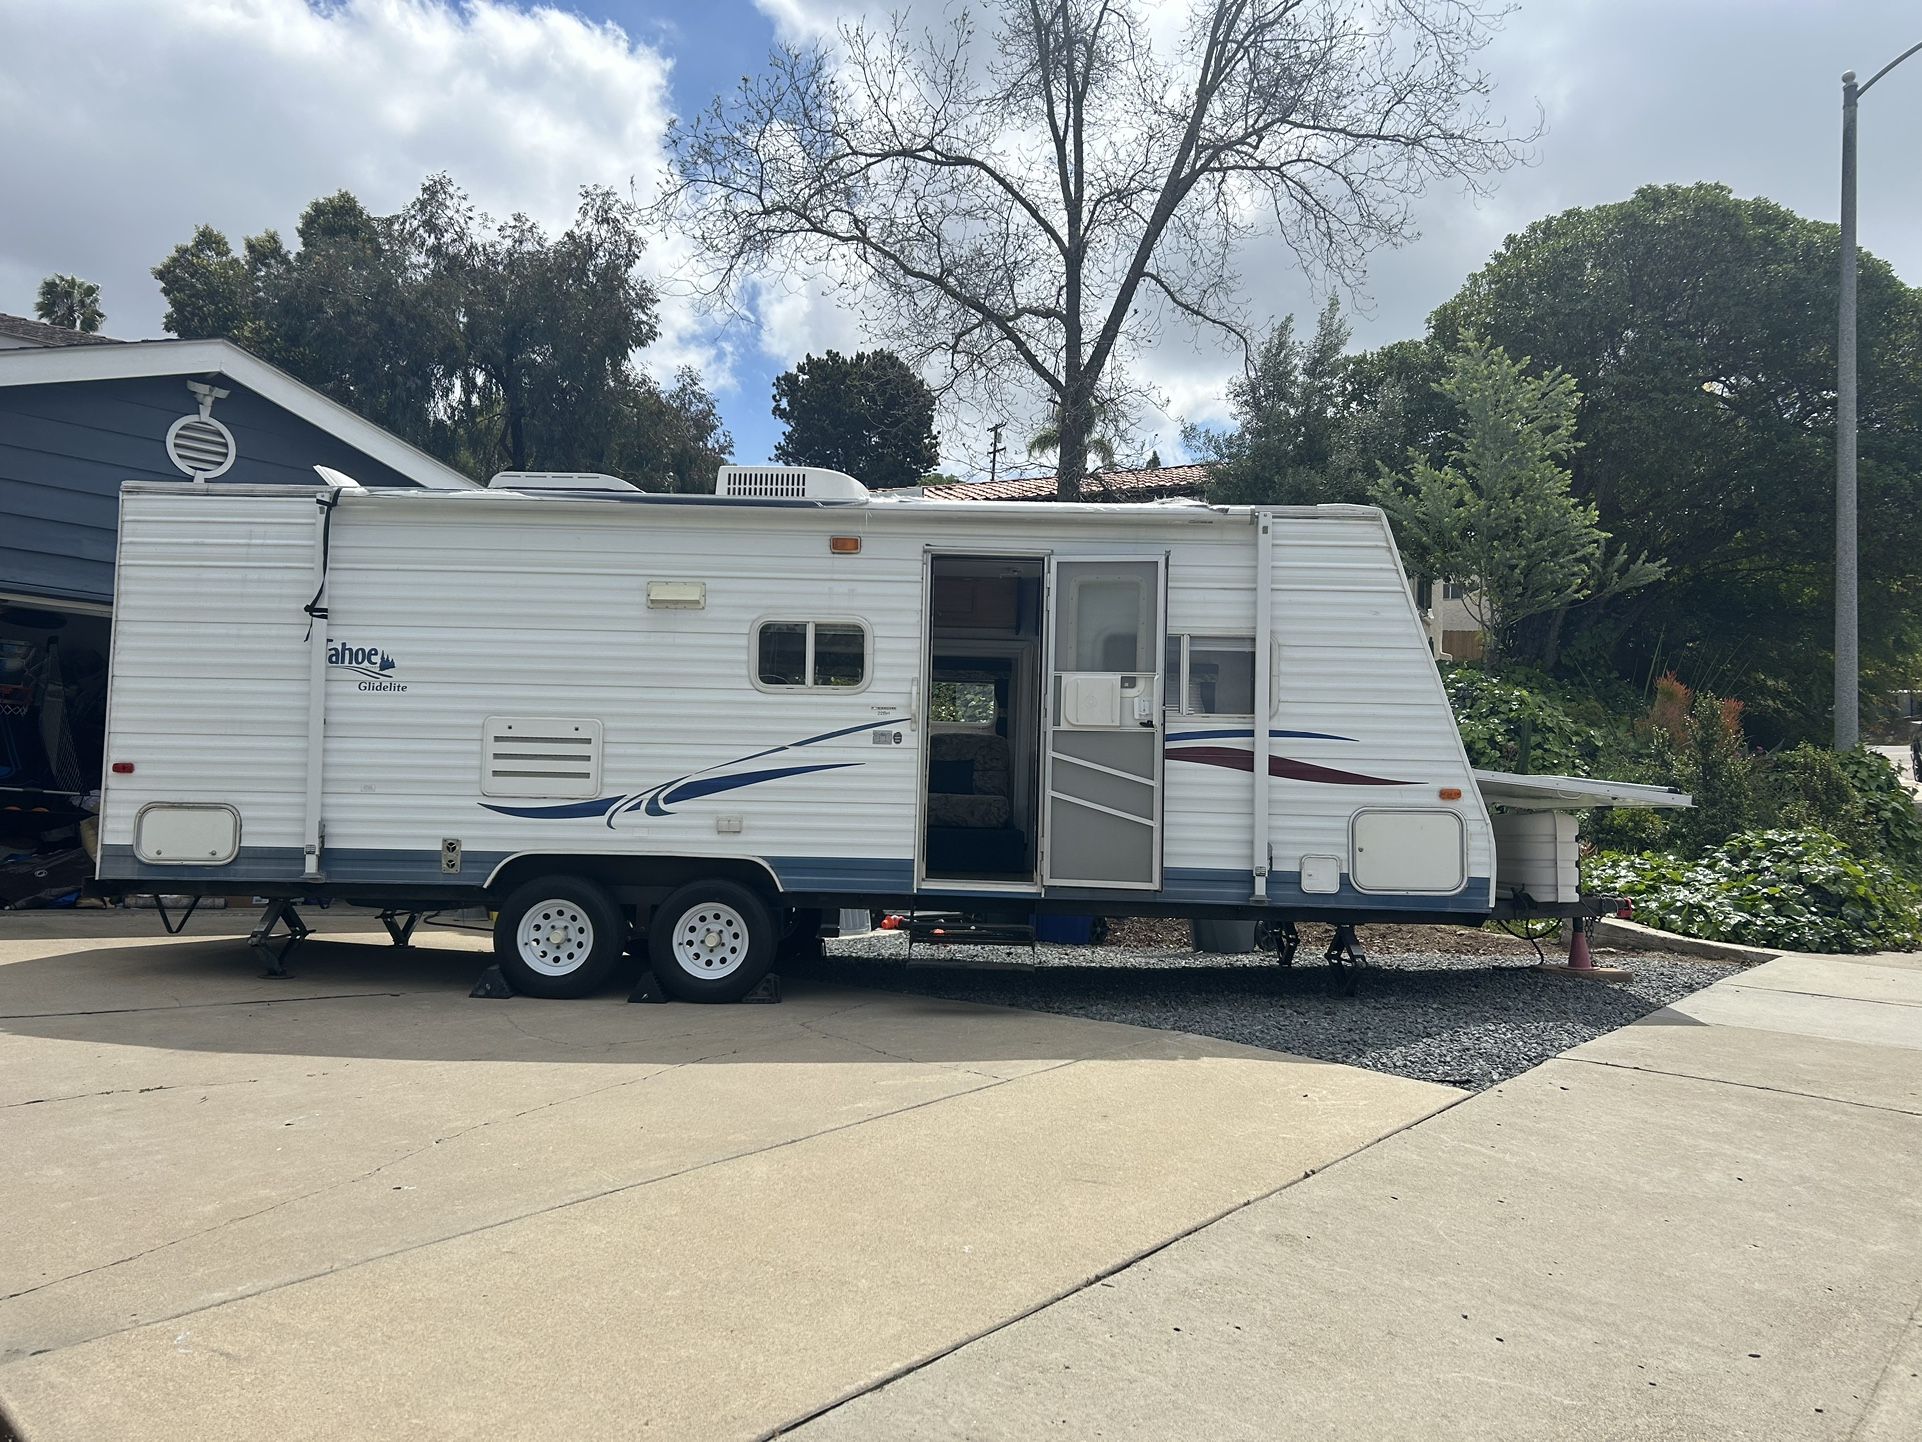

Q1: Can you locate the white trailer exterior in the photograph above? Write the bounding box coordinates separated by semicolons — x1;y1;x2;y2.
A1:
95;470;1678;998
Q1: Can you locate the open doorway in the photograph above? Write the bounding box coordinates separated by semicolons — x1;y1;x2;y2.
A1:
921;554;1045;885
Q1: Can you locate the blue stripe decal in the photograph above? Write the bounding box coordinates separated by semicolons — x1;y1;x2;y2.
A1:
656;762;860;808
480;795;626;820
769;856;916;891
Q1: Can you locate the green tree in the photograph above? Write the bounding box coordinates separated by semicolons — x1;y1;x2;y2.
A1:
771;350;939;488
152;176;731;491
629;368;735;494
151;226;254;341
1373;338;1662;667
1429;183;1922;735
1334;337;1453;464
1188;300;1407;506
34;273;104;333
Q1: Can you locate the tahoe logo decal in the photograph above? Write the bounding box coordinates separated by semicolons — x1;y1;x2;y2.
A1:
328;641;407;692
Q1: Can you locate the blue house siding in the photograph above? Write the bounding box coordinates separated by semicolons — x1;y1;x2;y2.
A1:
0;375;429;609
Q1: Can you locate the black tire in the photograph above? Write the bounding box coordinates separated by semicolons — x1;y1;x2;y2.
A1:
647;880;777;1002
779;907;825;961
492;875;626;999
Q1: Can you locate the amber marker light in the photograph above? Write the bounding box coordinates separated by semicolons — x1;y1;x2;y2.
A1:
829;536;862;554
1439;787;1462;800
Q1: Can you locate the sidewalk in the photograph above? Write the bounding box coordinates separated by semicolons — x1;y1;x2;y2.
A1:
795;950;1922;1441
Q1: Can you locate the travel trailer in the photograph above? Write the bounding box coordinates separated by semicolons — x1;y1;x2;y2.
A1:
94;466;1685;999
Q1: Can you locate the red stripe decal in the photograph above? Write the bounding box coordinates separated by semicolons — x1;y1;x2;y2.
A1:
1167;746;1410;787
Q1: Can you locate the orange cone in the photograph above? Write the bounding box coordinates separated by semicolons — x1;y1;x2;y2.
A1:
1568;928;1594;970
1538;922;1631;982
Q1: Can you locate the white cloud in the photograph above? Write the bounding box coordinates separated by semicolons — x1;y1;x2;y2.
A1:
0;0;725;382
751;0;840;46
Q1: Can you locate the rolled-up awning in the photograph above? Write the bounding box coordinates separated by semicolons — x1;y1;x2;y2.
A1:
1474;770;1692;811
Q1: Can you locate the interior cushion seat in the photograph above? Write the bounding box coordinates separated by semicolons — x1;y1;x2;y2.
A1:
926;731;1012;828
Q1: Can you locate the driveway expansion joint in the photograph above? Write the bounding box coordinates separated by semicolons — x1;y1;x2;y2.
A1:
1557;1055;1922;1117
763;1082;1468;1439
0;1078;263;1111
1719;980;1922;1009
0;991;408;1021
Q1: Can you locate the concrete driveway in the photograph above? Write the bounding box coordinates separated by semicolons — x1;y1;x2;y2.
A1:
794;949;1922;1441
0;914;1458;1441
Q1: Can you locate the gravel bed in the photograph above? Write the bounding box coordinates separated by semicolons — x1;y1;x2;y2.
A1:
805;931;1745;1090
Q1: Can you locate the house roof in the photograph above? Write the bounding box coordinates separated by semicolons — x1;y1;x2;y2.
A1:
919;462;1212;502
0;336;476;489
0;312;123;348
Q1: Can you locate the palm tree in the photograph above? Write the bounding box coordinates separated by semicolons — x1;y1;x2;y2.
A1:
35;274;105;333
1028;404;1119;472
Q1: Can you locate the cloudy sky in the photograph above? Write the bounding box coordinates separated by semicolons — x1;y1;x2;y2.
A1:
1;0;1917;475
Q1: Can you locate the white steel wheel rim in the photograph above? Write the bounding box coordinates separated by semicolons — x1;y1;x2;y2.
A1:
516;899;595;976
671;901;750;980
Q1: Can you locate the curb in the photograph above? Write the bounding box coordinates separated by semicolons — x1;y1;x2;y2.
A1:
1593;916;1778;966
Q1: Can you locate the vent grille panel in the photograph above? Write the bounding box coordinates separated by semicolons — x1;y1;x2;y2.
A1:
719;469;809;498
482;716;603;798
165;415;237;479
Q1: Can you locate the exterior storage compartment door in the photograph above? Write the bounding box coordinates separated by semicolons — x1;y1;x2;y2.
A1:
1041;557;1165;890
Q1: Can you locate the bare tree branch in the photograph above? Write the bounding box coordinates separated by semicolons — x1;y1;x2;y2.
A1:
657;0;1528;498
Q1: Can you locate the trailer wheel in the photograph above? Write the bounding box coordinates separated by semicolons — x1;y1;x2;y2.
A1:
493;876;625;999
648;880;776;1002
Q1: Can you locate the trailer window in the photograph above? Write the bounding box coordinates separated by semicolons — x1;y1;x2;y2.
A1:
755;621;869;690
1167;635;1257;715
757;623;809;686
813;623;866;687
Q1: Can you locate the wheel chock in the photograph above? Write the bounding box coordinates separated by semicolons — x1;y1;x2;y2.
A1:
741;974;782;1004
628;971;671;1004
470;964;515;999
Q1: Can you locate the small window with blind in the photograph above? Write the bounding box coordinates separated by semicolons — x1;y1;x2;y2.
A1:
1164;635;1259;716
753;620;870;691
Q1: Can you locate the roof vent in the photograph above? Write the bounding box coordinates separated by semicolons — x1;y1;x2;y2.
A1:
487;471;641;492
166;380;236;480
715;466;869;503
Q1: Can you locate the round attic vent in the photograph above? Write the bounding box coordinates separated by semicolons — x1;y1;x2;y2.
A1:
165;414;237;480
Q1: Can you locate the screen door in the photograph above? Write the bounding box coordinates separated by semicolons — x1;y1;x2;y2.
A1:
1041;556;1165;889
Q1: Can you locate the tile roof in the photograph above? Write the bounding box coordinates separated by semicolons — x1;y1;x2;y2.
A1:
920;462;1212;502
0;312;123;348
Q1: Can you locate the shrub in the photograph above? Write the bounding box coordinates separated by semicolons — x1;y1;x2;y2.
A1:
1584;828;1922;954
1832;748;1922;874
1655;691;1762;856
1440;664;1630;777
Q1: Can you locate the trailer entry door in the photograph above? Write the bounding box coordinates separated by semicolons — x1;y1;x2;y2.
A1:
1042;556;1165;890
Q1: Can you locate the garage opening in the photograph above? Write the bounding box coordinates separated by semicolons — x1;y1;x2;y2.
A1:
1;598;109;908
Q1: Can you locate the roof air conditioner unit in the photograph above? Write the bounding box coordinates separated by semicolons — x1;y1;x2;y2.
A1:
714;466;870;503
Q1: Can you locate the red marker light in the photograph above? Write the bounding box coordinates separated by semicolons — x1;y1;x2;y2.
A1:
111;761;135;774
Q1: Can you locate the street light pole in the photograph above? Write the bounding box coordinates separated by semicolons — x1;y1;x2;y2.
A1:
1836;69;1858;749
1835;42;1922;750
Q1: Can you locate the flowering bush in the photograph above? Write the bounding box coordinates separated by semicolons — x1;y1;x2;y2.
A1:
1584;828;1922;954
